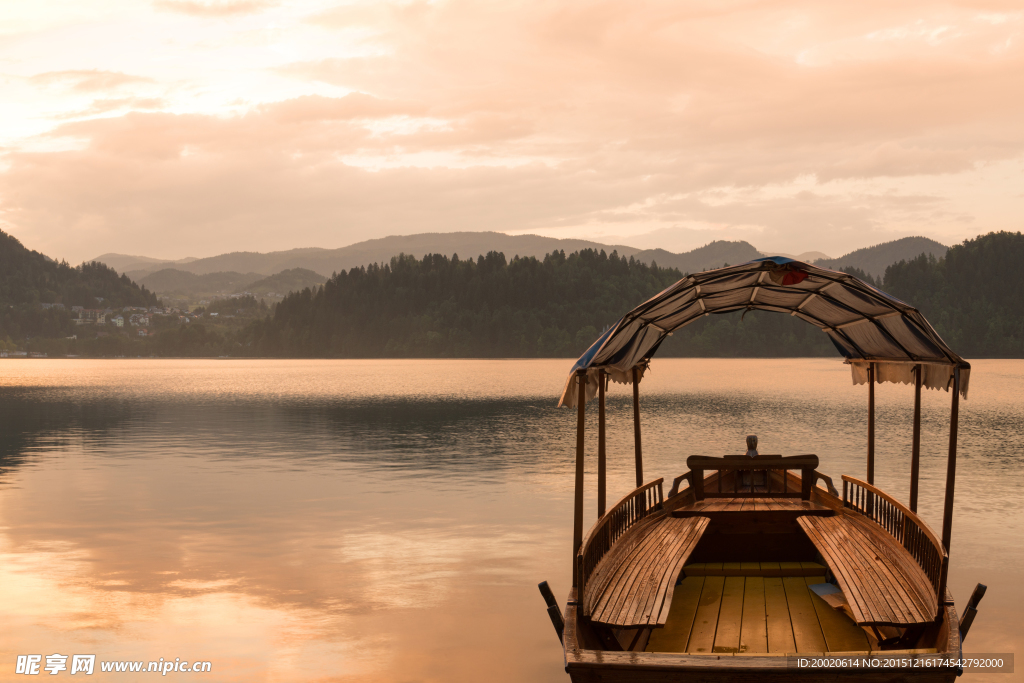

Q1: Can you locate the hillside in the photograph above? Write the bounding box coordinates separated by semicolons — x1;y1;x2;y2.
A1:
0;229;159;346
236;232;1023;360
246;269;326;297
94;232;947;284
814;236;948;278
95;233;643;278
91;253;198;273
883;231;1024;357
138;269;264;298
95;233;770;280
635;240;764;274
239;250;833;359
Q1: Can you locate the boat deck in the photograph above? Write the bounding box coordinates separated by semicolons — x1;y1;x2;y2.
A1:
674;497;833;514
647;562;873;654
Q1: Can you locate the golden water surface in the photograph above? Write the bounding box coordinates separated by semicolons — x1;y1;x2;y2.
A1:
0;359;1020;682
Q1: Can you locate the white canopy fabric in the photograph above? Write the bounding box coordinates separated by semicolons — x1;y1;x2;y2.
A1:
559;257;970;408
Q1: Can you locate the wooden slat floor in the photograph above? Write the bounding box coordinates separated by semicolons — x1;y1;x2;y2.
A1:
647;563;872;654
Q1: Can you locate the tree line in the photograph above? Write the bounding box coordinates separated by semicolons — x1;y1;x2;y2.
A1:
237;231;1024;360
5;229;1022;359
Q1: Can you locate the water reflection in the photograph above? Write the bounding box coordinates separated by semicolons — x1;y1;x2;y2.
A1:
0;359;1020;682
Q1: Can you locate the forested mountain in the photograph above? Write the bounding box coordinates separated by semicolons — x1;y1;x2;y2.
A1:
883;231;1024;357
99;233;768;280
814;236;948;278
240;250;837;358
7;229;1020;359
246;269;326;297
101;232;643;278
138;269;264;298
0;230;159;343
631;240;764;275
238;232;1023;359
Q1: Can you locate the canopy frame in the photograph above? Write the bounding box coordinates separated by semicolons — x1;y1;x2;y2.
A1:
559;257;970;409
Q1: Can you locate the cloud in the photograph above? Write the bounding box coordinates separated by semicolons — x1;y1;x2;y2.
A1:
152;0;273;17
3;0;1024;262
29;70;154;92
54;98;167;120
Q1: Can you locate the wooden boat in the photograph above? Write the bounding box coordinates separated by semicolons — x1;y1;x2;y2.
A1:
539;257;987;681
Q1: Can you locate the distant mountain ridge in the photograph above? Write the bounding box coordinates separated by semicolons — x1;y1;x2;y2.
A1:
99;233;780;281
813;237;948;278
139;269;264;295
92;253;198;273
95;232;950;289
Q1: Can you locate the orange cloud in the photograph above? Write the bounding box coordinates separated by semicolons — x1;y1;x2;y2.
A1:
30;70;154;92
152;0;273;17
2;0;1023;262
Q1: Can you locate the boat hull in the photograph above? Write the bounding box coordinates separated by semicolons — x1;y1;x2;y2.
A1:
563;598;962;683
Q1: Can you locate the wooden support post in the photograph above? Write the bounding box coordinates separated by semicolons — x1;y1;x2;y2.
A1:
572;371;586;587
632;366;643;488
867;362;875;486
910;364;922;513
598;369;607;518
938;366;961;606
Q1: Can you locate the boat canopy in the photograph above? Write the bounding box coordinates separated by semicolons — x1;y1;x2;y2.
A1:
559;257;970;408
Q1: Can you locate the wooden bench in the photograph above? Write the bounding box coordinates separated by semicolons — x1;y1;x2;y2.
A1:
583;515;709;628
685;454;821;500
798;513;938;626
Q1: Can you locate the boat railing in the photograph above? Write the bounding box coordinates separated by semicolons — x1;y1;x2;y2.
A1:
842;475;947;600
813;471;840;497
576;478;664;610
667;471;693;498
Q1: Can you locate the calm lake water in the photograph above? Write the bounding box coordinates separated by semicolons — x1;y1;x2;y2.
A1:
0;359;1020;682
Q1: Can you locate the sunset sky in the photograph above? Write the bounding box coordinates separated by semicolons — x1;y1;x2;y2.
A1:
1;0;1021;264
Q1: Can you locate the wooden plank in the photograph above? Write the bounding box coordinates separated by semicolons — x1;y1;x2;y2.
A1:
837;521;923;623
740;576;768;653
621;522;680;624
591;520;667;622
592;516;710;628
618;520;690;625
593;519;676;622
634;517;706;626
686;575;724;653
799;516;891;625
713;576;745;652
782;576;828;653
646;575;705;652
803;577;871;653
764;577;795;653
800;516;885;625
583;512;665;615
847;515;936;616
643;517;708;625
801;515;934;626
